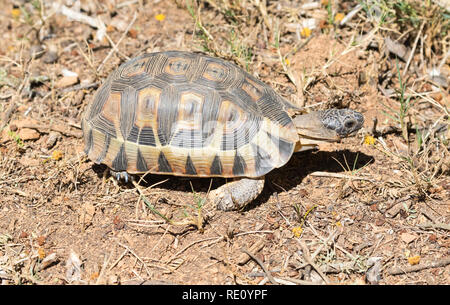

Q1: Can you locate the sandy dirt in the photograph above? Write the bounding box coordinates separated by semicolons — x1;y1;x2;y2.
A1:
0;0;448;285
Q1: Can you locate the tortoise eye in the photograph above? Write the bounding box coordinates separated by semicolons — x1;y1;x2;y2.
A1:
345;120;355;129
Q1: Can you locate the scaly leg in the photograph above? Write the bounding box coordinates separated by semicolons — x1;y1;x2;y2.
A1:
210;177;265;211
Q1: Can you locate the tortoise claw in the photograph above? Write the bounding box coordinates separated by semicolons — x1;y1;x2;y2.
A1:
110;170;131;183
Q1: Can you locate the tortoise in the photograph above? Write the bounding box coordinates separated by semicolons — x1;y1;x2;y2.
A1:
82;51;364;211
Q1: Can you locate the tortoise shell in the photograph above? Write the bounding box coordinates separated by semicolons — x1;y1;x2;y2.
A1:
82;51;299;178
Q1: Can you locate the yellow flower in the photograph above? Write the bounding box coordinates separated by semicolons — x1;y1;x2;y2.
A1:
90;272;100;281
52;150;64;161
364;135;376;146
334;13;345;23
38;247;45;259
292;226;303;237
284;58;290;66
155;14;166;22
407;255;420;265
12;8;21;19
300;27;311;38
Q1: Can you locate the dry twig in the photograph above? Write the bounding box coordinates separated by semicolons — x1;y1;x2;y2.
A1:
388;257;450;275
241;247;278;285
297;240;331;284
97;12;137;73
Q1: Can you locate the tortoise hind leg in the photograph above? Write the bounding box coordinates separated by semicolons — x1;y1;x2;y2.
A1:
210;177;265;211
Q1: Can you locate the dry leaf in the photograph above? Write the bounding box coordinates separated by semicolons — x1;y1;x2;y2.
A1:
66;250;82;283
366;257;383;284
79;203;96;228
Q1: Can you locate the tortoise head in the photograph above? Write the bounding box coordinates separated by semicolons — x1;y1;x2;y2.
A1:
292;109;364;151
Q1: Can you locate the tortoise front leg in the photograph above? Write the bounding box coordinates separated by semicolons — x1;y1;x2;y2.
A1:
210;177;265;211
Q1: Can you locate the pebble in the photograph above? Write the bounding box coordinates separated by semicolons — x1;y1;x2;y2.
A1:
71;90;85;106
18;128;40;141
19;156;40;167
400;232;417;244
0;129;9;143
55;76;79;88
46;131;61;149
43;50;58;64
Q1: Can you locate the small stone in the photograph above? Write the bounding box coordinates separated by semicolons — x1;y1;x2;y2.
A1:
19;156;40;167
400;232;417;244
43;51;58;64
127;28;138;39
71;90;85;106
46;131;61;149
428;234;437;242
375;217;385;226
0;129;9;144
55;76;79;88
18;128;40;141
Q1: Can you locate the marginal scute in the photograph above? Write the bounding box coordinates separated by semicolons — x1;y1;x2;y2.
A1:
136;148;148;172
266;131;294;164
84;126;93;155
95;133;110;164
185;155;197;175
158;151;172;173
210;155;223;175
232;152;247;176
112;144;127;171
251;144;273;176
83;51;298;178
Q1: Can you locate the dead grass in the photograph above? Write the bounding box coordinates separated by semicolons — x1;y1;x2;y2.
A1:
0;0;448;285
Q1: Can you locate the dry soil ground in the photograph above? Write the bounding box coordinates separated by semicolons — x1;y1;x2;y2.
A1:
0;0;449;285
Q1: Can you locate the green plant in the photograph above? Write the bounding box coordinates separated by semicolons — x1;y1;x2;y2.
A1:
186;0;216;54
395;58;413;142
226;29;253;71
8;130;24;148
326;0;334;25
381;58;414;142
